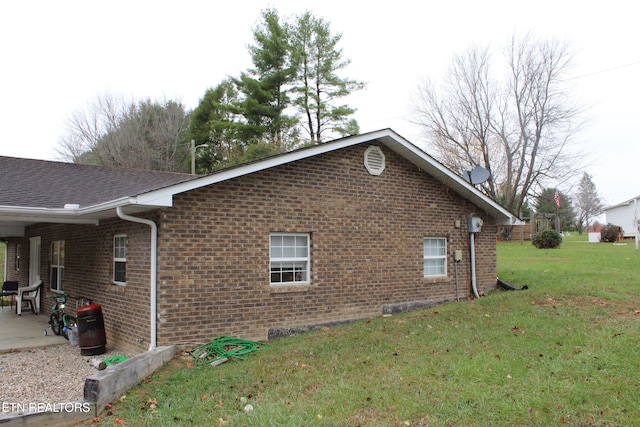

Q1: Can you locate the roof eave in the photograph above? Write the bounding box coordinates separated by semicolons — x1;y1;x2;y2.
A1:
0;206;101;225
375;132;520;225
0;129;520;228
0;195;172;227
135;129;519;225
604;195;640;211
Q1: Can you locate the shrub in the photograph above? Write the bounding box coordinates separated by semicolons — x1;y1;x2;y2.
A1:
600;223;622;242
532;230;562;249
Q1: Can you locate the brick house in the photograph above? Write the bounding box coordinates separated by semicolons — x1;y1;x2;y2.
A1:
0;129;517;354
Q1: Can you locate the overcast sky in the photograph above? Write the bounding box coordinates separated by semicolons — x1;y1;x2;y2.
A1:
1;0;638;207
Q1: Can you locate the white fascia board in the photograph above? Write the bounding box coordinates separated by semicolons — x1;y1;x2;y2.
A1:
0;197;139;225
0;206;100;225
132;192;179;207
604;195;640;211
130;128;519;225
603;202;628;211
377;132;520;225
74;195;173;214
137;130;392;201
0;195;172;225
0;196;174;227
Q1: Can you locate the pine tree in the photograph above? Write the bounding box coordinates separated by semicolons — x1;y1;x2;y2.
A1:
189;9;365;168
574;173;603;234
236;8;298;149
188;79;246;172
535;188;576;231
290;12;365;143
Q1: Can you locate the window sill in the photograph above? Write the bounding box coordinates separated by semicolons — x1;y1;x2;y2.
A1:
422;276;449;284
112;281;127;287
270;283;312;294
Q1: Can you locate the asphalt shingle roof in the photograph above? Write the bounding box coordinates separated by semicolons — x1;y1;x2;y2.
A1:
0;156;196;209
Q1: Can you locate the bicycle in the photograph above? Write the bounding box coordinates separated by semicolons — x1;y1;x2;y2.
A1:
45;293;77;340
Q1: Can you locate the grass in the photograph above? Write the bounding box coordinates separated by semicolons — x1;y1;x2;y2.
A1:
88;234;640;426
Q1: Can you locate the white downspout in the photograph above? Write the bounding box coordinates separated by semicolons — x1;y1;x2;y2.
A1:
635;198;638;252
116;207;157;351
470;232;480;298
468;217;483;299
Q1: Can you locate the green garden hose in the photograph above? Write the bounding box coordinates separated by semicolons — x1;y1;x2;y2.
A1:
188;336;264;366
103;355;128;365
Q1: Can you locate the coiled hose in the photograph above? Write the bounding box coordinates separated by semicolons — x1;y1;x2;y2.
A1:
188;336;264;366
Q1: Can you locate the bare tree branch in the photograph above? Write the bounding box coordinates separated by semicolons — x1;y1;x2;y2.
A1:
411;32;587;215
56;93;189;171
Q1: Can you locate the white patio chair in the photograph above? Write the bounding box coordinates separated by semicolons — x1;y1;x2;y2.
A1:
16;281;42;315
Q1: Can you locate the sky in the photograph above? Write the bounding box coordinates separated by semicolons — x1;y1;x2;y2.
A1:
1;0;638;208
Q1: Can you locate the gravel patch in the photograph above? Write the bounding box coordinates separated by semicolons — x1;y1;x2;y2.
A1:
0;343;130;409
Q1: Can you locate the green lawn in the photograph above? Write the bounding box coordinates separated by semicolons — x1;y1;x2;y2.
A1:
90;235;640;426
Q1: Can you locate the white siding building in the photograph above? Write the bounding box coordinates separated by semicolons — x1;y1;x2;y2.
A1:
604;195;640;238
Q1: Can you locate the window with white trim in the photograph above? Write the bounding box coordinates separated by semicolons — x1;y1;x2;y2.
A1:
270;233;310;284
113;234;127;285
424;237;447;277
50;241;65;292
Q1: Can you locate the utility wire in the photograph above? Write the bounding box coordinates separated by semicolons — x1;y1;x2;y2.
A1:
572;60;640;79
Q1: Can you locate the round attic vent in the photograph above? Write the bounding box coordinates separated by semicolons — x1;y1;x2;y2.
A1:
364;146;385;175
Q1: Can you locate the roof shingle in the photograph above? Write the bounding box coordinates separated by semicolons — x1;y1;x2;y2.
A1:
0;156;196;209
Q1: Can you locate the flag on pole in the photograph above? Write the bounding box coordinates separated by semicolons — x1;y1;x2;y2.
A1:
554;190;561;210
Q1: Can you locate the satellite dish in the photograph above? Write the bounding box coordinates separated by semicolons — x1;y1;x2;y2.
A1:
463;166;490;186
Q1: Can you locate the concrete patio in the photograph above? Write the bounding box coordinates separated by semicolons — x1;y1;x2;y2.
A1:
0;304;66;353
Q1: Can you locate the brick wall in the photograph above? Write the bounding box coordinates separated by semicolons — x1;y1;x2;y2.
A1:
25;217;157;354
156;144;498;347
4;237;29;286
20;143;499;353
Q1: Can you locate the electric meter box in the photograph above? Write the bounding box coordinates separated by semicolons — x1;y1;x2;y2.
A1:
468;217;483;233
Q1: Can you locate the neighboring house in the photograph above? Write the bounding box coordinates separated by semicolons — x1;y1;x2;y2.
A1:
0;129;518;354
603;195;640;238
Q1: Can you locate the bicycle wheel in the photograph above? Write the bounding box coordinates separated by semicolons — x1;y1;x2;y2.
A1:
62;315;77;340
49;314;62;336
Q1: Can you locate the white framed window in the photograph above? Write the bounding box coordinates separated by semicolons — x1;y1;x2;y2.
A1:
424;237;447;277
113;234;127;285
50;241;65;292
270;233;310;285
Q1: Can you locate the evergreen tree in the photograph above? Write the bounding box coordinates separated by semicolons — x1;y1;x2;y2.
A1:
290;12;365;143
574;173;604;234
236;8;298;149
535;188;576;231
188;79;246;172
189;9;365;169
